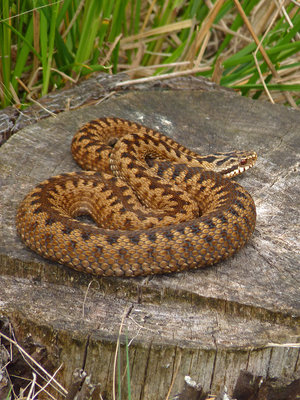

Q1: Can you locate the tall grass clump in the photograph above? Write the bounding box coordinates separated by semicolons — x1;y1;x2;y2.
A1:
0;0;299;110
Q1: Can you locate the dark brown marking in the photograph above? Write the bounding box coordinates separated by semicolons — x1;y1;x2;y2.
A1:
84;141;97;149
183;168;196;182
236;190;248;199
30;199;40;206
171;164;183;179
242;215;250;227
229;207;239;217
216;156;231;165
106;235;118;245
95;245;103;255
164;231;174;241
200;156;217;163
118;248;128;257
219;215;228;224
45;217;56;225
81;231;91;241
30;221;38;230
204;235;213;243
147;232;157;243
62;226;73;235
189;225;200;234
129;234;140;245
77;133;90;141
33;206;43;214
207;220;216;229
110;199;119;207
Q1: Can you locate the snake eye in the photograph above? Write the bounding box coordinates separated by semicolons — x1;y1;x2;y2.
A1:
240;158;247;166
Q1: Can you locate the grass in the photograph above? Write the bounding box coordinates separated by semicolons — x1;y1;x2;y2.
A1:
0;330;67;399
1;312;133;400
0;0;299;111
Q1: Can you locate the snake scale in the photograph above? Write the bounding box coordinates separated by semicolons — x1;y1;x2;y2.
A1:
16;117;257;277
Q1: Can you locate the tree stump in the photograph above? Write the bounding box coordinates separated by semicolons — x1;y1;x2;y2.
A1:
0;77;299;399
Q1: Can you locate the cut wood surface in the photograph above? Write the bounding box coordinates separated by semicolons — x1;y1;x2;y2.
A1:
0;78;299;399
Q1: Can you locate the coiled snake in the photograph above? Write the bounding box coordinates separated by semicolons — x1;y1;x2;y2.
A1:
16;117;257;277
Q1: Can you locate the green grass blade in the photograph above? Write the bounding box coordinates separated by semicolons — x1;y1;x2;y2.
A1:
74;0;104;74
232;83;300;91
42;1;59;95
0;0;12;107
125;330;131;400
39;7;48;79
11;18;35;92
109;0;129;72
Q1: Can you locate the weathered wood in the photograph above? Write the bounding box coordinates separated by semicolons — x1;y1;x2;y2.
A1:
0;79;299;399
176;376;208;400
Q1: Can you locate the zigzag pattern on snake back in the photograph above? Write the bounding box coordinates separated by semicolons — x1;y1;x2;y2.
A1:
16;117;257;277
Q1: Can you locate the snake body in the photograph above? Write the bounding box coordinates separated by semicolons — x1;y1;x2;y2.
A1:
16;117;257;277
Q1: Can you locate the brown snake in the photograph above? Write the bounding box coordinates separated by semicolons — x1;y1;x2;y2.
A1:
16;117;257;277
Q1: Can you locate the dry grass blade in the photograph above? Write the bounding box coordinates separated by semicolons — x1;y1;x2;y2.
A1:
183;0;226;68
253;52;274;103
233;0;278;75
61;0;85;39
121;19;194;44
0;332;67;398
165;353;181;400
115;66;211;88
112;306;132;400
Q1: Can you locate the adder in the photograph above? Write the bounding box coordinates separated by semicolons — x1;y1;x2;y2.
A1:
16;117;257;277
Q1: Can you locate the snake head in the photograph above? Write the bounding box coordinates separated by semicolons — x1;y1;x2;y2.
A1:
210;150;257;178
